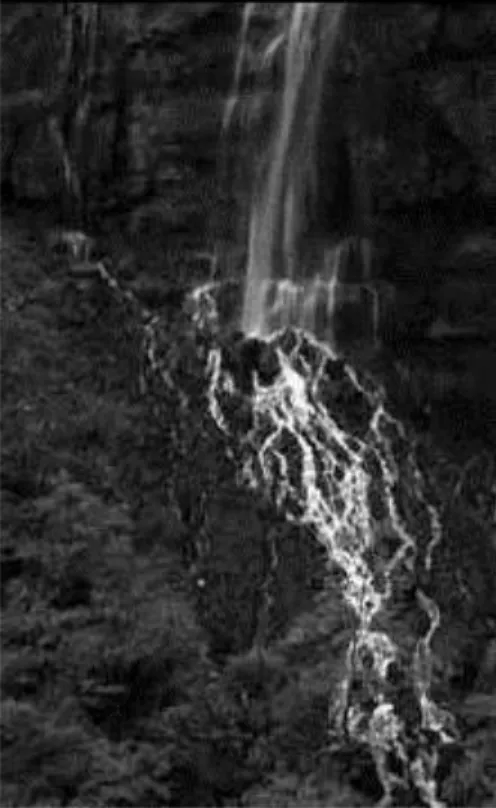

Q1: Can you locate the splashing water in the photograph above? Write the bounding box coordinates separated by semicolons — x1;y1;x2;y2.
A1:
189;279;459;807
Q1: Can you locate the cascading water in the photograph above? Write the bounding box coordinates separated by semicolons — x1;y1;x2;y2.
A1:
226;3;376;349
190;3;461;806
189;281;459;808
60;237;460;805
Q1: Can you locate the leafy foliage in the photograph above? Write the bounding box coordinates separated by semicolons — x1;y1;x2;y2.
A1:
0;215;363;806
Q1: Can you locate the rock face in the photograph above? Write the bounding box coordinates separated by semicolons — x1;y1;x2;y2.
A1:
4;4;496;443
1;4;240;247
324;4;496;441
343;7;496;307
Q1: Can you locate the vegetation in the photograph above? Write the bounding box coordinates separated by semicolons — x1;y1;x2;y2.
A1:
1;215;368;806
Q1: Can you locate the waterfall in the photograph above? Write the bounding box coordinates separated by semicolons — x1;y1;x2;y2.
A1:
209;5;461;806
226;3;376;350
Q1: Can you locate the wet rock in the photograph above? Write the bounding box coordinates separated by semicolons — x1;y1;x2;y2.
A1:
341;8;496;437
219;334;281;396
254;340;281;386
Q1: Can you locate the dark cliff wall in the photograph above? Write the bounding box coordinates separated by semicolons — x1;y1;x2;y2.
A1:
342;4;496;441
3;3;496;439
344;4;496;313
4;4;495;290
1;3;241;249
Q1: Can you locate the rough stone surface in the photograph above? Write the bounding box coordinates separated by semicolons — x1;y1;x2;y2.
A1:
4;3;496;439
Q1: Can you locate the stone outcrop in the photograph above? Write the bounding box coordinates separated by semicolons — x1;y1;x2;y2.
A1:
333;4;496;441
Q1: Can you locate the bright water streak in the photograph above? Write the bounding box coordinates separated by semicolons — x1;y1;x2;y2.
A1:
190;281;459;808
240;4;347;338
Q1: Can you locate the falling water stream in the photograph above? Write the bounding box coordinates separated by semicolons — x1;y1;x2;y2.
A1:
230;3;376;348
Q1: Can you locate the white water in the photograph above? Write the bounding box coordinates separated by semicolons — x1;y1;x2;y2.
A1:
189;275;458;807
